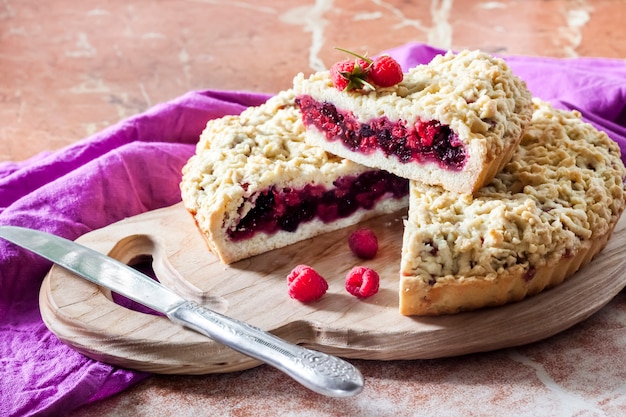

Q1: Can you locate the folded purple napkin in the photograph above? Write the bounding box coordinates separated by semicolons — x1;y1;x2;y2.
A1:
1;43;626;416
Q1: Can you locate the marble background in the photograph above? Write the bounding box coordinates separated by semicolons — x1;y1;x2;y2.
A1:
2;1;626;416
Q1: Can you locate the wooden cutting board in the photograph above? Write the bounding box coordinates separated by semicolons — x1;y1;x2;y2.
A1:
39;202;626;375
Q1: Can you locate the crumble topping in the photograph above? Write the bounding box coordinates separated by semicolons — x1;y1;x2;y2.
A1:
401;99;626;282
181;90;374;231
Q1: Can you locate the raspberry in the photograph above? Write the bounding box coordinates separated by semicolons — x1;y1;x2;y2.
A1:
348;228;378;259
345;266;380;298
286;265;328;302
368;55;403;88
330;58;371;91
416;120;441;147
330;49;403;91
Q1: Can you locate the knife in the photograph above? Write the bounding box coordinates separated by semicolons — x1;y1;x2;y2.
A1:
0;225;364;397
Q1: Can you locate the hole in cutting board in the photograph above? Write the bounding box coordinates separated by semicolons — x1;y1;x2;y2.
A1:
110;254;165;316
105;232;230;315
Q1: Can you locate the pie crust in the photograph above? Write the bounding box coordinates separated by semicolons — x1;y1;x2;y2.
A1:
180;90;409;264
400;100;626;315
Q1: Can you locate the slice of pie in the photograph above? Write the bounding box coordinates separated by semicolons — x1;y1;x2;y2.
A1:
180;89;409;264
399;99;626;315
293;50;533;194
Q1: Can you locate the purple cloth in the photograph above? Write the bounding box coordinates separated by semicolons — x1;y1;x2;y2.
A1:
1;43;626;416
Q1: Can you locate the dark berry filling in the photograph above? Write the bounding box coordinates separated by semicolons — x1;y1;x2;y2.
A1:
523;267;537;282
228;170;408;241
295;95;467;170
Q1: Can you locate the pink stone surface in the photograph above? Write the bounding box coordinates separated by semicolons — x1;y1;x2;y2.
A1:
71;293;626;416
3;0;626;415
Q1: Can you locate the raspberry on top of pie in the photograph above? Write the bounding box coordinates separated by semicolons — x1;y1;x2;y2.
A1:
180;89;409;264
293;50;534;194
400;99;626;315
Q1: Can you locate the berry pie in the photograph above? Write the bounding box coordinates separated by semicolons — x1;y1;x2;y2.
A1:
293;50;534;194
180;90;409;264
399;100;626;315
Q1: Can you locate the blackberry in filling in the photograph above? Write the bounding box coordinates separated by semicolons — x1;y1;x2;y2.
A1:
295;95;467;170
228;170;408;241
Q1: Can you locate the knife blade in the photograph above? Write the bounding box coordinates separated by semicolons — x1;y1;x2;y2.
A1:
0;225;364;397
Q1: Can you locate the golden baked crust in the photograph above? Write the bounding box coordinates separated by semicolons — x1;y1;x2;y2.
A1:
293;50;533;194
400;99;626;315
180;90;408;264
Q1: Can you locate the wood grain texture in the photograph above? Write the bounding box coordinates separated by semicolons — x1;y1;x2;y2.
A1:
39;202;626;374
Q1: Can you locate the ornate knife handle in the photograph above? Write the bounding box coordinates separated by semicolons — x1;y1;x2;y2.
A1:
168;301;364;397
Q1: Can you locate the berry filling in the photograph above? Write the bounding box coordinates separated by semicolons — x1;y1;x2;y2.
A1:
523;267;537;282
228;170;408;241
295;95;466;170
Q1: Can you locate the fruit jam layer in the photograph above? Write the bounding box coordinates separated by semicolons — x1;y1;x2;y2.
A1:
295;95;467;170
228;170;408;241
